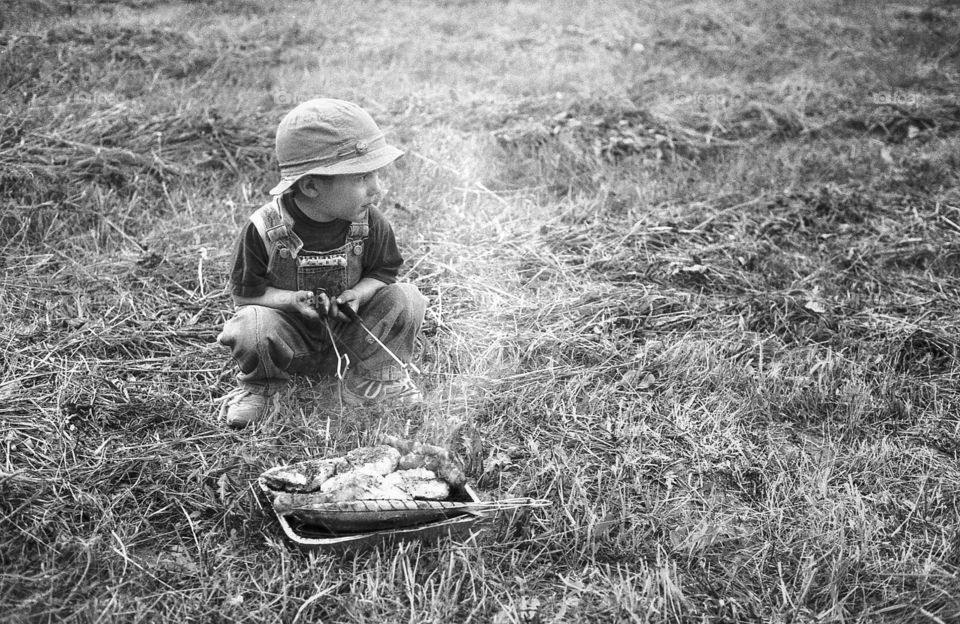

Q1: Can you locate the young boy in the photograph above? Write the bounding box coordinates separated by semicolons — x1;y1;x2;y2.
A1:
217;98;427;428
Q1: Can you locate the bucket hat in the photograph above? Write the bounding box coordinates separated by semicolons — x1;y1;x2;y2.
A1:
269;98;404;195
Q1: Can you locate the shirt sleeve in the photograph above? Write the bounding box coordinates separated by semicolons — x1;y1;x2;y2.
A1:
362;207;403;284
229;221;270;298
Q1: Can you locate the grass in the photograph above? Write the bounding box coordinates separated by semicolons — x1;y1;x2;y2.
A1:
2;0;960;622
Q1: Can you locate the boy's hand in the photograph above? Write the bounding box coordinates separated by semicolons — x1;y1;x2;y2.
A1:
292;290;322;319
331;289;361;322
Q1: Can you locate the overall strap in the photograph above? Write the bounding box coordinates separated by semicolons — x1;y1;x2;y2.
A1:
344;208;370;257
249;197;304;260
347;209;370;240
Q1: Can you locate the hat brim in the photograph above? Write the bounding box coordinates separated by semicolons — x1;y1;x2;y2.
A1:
269;145;404;195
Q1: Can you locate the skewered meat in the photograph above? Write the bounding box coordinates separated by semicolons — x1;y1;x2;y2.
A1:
383;468;451;500
318;471;411;501
262;437;469;512
397;452;435;470
272;473;412;513
272;490;334;513
386;436;467;486
435;460;466;488
261;457;348;493
380;435;414;454
396;452;466;487
382;435;449;458
345;445;401;476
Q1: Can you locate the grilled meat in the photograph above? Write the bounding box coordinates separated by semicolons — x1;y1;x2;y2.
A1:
263;438;469;510
383;468;451;500
396;452;466;487
345;444;401;476
318;470;411;501
261;457;348;493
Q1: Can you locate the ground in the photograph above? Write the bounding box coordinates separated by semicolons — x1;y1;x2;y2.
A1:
2;0;960;622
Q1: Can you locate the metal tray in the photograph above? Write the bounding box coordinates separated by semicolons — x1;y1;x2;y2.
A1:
260;481;490;553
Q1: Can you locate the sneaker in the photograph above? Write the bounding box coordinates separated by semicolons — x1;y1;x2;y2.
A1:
219;388;279;428
341;371;423;407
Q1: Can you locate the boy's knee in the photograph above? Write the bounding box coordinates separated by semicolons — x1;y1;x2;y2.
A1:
218;305;301;372
219;305;261;347
395;282;427;316
374;283;426;324
218;305;289;350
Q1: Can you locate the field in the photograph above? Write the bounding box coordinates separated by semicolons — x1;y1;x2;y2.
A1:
3;0;960;622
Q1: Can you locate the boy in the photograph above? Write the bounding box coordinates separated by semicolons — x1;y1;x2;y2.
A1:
217;98;427;428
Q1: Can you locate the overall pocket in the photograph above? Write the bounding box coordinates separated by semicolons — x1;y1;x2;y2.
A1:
296;252;349;297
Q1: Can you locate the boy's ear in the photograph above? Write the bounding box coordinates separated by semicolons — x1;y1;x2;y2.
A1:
295;175;320;198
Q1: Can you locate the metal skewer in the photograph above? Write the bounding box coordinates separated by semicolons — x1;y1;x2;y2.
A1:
337;301;421;375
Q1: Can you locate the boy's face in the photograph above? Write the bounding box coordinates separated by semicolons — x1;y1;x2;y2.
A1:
295;170;383;222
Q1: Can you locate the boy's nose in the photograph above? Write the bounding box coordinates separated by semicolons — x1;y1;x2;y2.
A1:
366;173;381;196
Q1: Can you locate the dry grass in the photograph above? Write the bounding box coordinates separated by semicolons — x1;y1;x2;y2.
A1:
3;0;960;622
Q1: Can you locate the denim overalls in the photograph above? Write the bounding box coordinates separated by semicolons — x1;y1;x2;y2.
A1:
250;196;368;302
218;198;427;395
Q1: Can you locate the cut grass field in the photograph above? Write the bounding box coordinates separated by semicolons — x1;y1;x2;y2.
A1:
2;0;960;621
